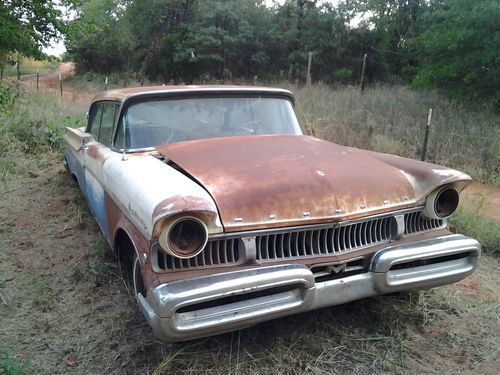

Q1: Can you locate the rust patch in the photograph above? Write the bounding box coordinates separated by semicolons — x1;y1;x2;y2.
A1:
156;135;416;232
105;193;159;288
362;150;472;199
92;84;294;103
152;195;217;231
86;143;107;164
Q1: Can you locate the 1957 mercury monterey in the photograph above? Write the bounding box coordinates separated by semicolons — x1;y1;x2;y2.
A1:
64;85;481;341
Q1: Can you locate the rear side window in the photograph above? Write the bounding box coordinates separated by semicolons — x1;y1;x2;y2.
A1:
88;105;102;140
87;102;118;147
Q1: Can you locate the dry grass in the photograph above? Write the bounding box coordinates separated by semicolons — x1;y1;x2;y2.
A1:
2;57;59;78
0;79;499;374
290;84;500;186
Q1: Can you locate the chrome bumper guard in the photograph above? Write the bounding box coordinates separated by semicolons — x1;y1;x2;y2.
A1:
138;234;480;341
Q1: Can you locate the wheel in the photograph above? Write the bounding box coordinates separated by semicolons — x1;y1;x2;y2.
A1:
63;156;69;172
133;254;147;298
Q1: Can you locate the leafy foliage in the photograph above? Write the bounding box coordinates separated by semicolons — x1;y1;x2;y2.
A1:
0;85;16;113
411;0;500;108
61;0;498;107
0;1;63;66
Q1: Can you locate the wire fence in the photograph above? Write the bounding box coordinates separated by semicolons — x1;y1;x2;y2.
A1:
305;113;499;183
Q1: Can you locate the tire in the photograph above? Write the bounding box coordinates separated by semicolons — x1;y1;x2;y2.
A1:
133;254;147;298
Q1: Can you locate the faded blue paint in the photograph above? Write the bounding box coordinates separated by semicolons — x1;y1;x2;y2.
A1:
65;149;86;198
85;170;108;236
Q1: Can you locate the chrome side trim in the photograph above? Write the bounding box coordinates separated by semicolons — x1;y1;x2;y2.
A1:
138;234;480;341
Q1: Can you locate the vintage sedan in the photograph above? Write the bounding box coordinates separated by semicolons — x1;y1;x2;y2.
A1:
64;85;481;341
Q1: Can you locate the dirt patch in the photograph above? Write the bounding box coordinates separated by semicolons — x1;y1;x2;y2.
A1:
462;182;500;221
19;62;96;105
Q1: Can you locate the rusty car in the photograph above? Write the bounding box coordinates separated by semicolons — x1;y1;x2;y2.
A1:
64;85;481;341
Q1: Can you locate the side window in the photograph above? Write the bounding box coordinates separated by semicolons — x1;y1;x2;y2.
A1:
86;102;117;147
98;103;117;147
88;104;102;139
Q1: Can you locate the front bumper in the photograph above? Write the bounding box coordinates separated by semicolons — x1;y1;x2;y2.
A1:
137;234;480;341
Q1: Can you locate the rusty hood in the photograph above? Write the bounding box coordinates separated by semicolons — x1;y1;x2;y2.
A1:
155;135;471;232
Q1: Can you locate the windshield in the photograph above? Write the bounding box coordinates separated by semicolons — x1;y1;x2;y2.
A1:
115;96;302;149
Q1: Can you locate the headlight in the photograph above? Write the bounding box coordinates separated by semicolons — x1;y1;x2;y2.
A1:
159;216;208;259
424;186;459;219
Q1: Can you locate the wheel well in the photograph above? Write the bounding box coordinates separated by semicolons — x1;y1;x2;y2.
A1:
115;229;135;270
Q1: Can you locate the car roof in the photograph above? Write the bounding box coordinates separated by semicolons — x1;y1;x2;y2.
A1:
91;85;295;104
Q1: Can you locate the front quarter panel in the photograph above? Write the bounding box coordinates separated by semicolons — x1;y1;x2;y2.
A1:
103;154;222;239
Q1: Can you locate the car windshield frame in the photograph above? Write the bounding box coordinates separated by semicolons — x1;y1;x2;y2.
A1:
111;93;303;152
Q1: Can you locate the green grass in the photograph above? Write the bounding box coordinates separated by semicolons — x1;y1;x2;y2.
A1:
65;71;146;92
0;84;86;158
450;207;500;256
0;347;32;375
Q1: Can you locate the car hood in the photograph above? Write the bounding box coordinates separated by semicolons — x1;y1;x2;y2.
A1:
155;135;471;232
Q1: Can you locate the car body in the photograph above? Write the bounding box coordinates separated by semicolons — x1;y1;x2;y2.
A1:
64;85;481;341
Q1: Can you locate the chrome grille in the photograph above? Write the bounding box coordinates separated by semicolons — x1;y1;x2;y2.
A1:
404;210;445;234
154;208;446;271
256;216;397;261
155;238;242;271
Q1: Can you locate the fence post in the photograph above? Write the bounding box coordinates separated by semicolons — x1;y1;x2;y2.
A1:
16;54;20;91
36;69;39;91
360;53;368;94
59;69;63;97
421;108;432;161
306;51;313;86
16;54;20;81
104;76;108;91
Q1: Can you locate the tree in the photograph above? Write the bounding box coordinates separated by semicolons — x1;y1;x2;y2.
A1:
0;0;63;69
411;0;500;108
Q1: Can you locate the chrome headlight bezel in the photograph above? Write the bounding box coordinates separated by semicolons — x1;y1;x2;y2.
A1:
423;186;460;220
158;216;209;259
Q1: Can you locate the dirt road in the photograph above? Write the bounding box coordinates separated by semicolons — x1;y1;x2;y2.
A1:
463;183;500;221
0;67;498;374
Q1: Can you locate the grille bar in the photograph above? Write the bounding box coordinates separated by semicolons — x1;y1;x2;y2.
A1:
154;208;446;271
155;238;242;271
256;216;397;261
404;210;445;234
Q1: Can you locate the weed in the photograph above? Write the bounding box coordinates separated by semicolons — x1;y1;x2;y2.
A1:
450;206;500;256
0;84;17;113
86;236;115;286
0;347;32;375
